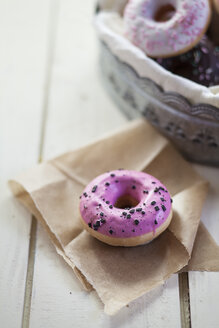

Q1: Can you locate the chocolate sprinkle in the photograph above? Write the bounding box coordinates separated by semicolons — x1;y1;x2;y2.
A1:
83;192;88;197
129;209;135;214
110;174;115;177
134;219;139;225
101;218;106;223
127;214;131;219
151;201;156;205
94;221;100;227
155;206;160;211
154;187;159;193
106;201;110;204
88;223;92;228
152;181;156;184
100;212;104;217
92;185;97;193
136;208;142;212
142;211;145;215
160;197;165;202
143;190;149;194
161;205;166;212
109;205;113;209
154;219;158;225
105;182;110;186
109;230;113;234
159;187;165;191
122;212;127;216
132;185;136;189
132;229;135;232
122;229;125;232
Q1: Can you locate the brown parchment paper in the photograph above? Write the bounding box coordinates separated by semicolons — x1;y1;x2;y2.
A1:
9;119;219;315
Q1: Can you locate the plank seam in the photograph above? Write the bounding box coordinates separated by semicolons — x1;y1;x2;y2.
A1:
21;1;60;327
21;217;37;328
178;272;192;328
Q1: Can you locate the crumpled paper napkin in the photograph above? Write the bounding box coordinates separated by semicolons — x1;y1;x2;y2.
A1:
9;119;219;315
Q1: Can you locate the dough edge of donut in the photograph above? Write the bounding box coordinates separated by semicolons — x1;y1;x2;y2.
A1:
80;208;173;247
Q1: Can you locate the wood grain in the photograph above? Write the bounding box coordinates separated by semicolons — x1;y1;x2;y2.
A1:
27;1;181;327
189;166;219;328
1;0;219;327
0;0;51;326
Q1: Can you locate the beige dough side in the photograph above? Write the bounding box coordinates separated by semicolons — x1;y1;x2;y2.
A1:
80;209;173;247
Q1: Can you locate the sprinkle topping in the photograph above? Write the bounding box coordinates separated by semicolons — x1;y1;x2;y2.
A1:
134;219;139;225
161;205;166;212
92;185;97;193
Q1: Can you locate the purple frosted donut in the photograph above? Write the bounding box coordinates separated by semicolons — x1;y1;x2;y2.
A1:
124;0;211;58
79;170;173;246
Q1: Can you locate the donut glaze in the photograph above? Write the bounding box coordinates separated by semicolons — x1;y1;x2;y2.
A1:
79;170;172;246
124;0;211;58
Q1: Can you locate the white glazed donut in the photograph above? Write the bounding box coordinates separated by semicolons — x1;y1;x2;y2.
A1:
124;0;212;58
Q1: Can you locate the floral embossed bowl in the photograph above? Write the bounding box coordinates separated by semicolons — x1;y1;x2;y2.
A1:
99;41;219;166
95;1;219;166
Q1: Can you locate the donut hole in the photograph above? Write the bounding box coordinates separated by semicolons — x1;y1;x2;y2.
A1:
154;4;176;22
114;194;139;209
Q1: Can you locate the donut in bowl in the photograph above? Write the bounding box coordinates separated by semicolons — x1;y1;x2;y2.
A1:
124;0;212;58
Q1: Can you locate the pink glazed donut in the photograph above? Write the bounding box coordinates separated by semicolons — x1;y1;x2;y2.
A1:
79;170;173;246
124;0;212;58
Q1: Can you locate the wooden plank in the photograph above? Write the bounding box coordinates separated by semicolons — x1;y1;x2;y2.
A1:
28;0;182;327
178;273;191;328
189;166;219;328
0;0;51;327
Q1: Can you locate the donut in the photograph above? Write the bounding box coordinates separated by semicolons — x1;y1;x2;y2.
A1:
123;0;212;58
79;170;173;247
208;0;219;45
213;0;219;13
155;35;219;87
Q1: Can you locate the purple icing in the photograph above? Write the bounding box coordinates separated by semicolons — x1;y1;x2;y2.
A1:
79;170;172;238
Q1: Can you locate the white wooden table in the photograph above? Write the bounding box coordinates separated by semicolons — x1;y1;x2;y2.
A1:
0;1;219;327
